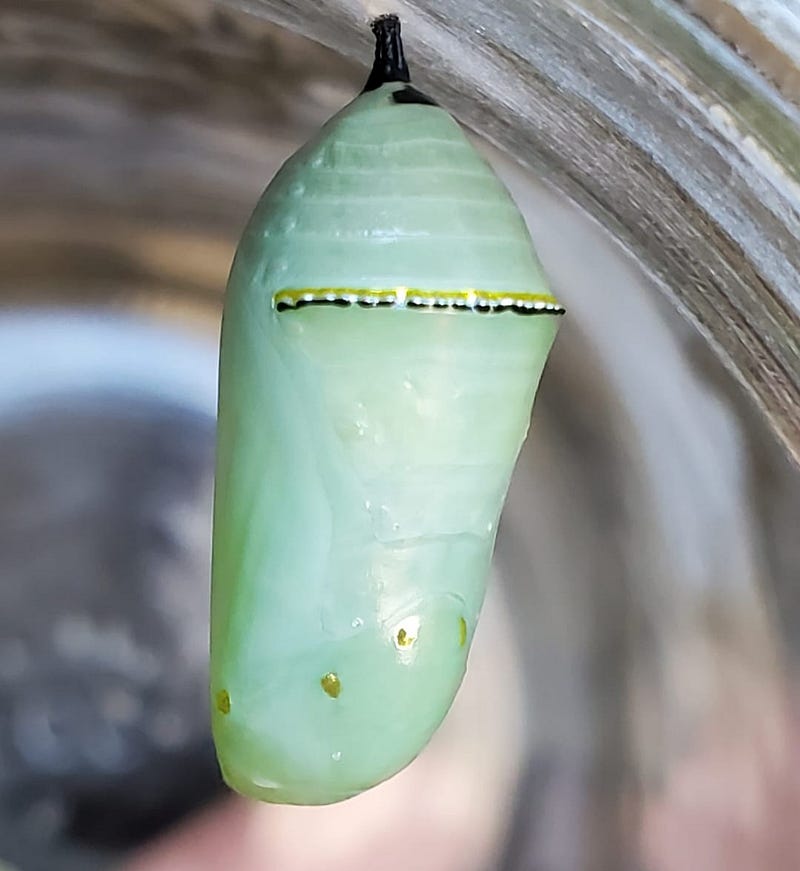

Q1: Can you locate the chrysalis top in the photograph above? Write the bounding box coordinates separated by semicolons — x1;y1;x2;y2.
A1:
232;82;552;299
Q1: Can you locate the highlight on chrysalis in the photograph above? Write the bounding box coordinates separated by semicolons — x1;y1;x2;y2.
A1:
210;13;563;805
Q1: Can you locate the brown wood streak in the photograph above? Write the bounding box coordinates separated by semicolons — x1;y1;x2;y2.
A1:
683;0;800;101
217;0;800;465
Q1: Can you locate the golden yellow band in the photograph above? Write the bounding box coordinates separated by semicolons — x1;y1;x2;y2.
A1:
274;287;564;314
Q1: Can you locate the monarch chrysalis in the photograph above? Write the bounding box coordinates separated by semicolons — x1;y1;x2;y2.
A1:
211;15;563;805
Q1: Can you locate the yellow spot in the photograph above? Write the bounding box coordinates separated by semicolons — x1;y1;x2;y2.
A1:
459;617;468;647
396;627;416;648
321;672;341;699
216;689;231;715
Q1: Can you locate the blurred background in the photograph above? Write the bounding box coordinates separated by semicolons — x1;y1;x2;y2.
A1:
1;1;799;869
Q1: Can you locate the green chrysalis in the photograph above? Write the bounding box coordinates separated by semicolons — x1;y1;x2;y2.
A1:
211;15;563;805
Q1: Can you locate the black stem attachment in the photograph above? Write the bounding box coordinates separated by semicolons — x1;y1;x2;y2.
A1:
363;14;411;92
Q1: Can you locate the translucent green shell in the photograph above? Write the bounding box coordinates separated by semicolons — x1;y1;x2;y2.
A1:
211;80;561;805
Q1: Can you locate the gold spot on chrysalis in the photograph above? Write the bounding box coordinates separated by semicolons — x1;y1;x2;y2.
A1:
216;689;231;715
321;672;341;698
393;616;420;652
396;627;416;648
459;617;468;647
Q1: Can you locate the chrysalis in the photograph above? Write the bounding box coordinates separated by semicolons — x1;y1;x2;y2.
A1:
211;15;563;805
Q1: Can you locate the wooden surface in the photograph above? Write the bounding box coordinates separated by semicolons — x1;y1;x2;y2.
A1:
686;0;800;98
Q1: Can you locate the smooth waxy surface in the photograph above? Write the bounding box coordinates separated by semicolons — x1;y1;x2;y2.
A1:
228;82;550;295
211;82;560;804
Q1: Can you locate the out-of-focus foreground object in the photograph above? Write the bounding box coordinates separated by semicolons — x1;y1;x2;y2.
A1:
0;314;220;870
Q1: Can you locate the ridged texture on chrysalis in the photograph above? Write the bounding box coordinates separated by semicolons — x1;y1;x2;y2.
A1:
211;16;562;805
